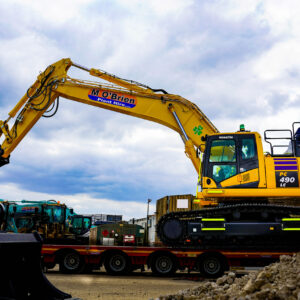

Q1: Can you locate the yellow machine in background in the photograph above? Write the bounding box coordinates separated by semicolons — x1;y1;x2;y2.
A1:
0;58;300;248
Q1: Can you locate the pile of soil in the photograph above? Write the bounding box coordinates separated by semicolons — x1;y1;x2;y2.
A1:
155;253;300;300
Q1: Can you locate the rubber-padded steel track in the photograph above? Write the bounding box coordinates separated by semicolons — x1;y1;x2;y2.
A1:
156;203;300;250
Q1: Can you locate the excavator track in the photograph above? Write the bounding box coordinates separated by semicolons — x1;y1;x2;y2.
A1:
156;203;300;250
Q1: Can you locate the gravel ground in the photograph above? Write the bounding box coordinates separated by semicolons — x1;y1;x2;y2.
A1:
46;270;201;300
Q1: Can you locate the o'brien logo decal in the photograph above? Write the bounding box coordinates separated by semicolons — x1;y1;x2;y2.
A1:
88;89;137;108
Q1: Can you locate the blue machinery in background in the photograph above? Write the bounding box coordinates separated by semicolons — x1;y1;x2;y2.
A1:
0;199;91;244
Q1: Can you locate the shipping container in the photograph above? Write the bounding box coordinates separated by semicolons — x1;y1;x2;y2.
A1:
89;223;145;246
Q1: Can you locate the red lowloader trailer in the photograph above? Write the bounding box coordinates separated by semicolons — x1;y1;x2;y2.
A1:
41;244;298;278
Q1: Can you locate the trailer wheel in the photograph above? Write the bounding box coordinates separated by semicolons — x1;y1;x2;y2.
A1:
59;251;84;274
104;252;130;275
151;254;177;276
198;253;226;278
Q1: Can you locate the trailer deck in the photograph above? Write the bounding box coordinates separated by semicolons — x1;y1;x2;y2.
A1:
41;244;298;278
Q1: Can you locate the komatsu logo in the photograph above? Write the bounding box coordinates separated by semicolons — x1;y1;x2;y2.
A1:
219;136;233;139
88;89;137;108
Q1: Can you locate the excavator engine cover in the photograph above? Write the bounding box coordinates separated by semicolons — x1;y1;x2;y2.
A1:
0;231;74;300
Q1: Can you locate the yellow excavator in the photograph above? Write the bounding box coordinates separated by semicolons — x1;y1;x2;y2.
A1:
0;58;300;251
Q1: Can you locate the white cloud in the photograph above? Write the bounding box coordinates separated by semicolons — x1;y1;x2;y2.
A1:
114;0;194;17
205;0;261;21
0;33;64;88
253;39;300;82
258;0;300;36
0;0;95;26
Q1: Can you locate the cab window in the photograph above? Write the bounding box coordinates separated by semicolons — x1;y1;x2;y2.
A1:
72;218;82;229
212;165;237;183
241;138;255;160
83;218;91;229
209;140;236;162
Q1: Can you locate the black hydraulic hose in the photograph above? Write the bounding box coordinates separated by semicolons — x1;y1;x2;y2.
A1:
30;80;57;112
151;88;169;94
26;65;55;101
42;97;59;118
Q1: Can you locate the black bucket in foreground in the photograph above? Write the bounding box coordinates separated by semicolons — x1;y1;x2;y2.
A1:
0;231;76;300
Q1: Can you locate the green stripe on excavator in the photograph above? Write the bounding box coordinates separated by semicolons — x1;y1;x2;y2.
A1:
201;228;226;231
202;218;225;221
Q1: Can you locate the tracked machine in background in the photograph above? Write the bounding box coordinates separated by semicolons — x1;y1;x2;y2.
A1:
0;58;299;252
0;199;91;244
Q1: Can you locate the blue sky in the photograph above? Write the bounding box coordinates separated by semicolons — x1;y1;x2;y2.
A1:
1;0;300;219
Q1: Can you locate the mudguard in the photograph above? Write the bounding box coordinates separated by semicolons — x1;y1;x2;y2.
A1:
0;231;77;300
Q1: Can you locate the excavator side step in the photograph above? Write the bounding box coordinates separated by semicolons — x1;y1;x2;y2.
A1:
0;232;76;300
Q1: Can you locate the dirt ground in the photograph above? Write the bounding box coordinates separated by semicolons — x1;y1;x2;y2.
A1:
46;269;201;300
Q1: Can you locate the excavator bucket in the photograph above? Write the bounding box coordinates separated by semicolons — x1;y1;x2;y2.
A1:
0;231;76;300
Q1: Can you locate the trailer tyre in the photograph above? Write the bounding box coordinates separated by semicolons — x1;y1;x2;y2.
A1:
104;252;130;275
59;251;84;274
198;253;226;278
151;254;177;276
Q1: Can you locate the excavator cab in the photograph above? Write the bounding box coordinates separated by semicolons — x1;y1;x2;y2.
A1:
202;132;259;189
199;123;300;206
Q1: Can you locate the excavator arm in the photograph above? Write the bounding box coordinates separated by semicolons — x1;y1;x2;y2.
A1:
0;58;218;173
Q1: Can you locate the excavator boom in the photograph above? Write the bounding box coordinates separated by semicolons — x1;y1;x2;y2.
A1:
0;58;218;173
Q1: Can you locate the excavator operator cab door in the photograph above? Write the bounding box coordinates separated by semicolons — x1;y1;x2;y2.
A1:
202;133;259;188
